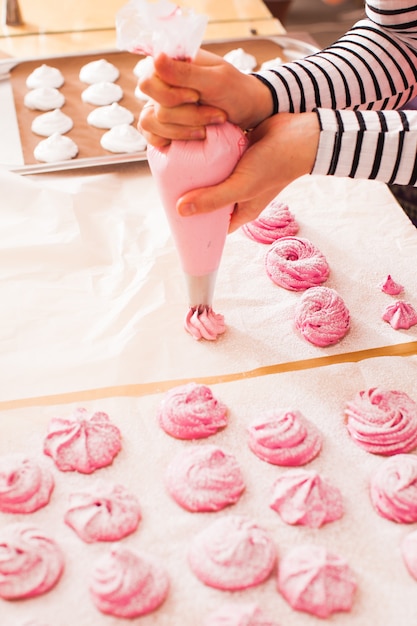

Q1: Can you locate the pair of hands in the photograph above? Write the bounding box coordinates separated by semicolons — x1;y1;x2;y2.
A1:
138;51;319;231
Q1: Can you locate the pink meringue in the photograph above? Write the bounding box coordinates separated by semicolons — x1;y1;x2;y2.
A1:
241;200;299;244
265;236;329;291
295;286;350;347
345;388;417;455
401;528;417;579
370;453;417;523
269;468;344;528
0;524;64;600
90;544;169;618
64;481;141;542
165;444;245;512
247;409;322;466
158;382;228;439
382;300;417;330
188;515;276;590
43;407;122;473
277;544;357;618
379;274;404;295
0;455;54;514
203;602;278;626
184;305;226;341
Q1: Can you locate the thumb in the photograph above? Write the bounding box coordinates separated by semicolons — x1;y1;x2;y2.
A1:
177;177;242;217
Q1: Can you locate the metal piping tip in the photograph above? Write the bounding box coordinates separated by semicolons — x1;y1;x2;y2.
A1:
184;271;218;308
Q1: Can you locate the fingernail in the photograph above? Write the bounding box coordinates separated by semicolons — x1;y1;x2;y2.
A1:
210;114;226;124
179;203;196;216
191;128;206;139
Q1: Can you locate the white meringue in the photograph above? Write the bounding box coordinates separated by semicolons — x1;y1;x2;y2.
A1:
26;64;64;89
81;82;123;106
87;102;134;129
31;109;73;137
24;87;65;111
34;133;78;163
100;124;147;153
79;58;120;84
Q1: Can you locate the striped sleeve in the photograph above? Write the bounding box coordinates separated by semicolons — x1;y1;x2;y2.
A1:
254;1;417;114
311;108;417;186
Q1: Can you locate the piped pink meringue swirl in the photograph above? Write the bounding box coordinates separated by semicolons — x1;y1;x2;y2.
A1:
345;388;417;455
382;300;417;330
379;274;404;295
370;454;417;523
242;200;299;244
89;544;169;618
184;305;226;341
43;407;122;473
265;236;329;291
247;409;322;466
0;455;54;514
203;602;278;626
64;481;142;542
0;523;64;600
158;382;228;439
277;544;357;618
269;468;343;528
188;515;276;590
165;444;245;512
294;286;350;347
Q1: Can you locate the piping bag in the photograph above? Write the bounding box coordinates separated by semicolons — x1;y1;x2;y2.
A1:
116;0;248;340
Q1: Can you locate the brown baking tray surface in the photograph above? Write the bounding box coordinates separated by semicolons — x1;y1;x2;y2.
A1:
0;37;318;175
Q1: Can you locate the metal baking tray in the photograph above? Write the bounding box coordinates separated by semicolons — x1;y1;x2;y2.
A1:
0;36;319;175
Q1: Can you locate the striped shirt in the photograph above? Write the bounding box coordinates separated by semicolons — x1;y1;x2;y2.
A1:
255;1;417;185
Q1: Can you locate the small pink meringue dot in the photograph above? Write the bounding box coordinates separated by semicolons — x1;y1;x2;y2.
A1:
401;529;417;580
157;382;228;440
382;300;417;330
64;481;142;542
247;409;322;466
184;305;226;341
0;455;54;514
43;407;122;473
265;236;329;291
379;274;404;295
89;545;169;618
294;286;350;347
0;523;64;600
188;515;276;591
277;544;357;618
203;602;278;626
165;444;245;512
369;454;417;523
241;199;299;244
269;468;344;528
345;387;417;455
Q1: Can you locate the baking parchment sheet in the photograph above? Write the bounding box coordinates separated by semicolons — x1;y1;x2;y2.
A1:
1;355;417;625
0;163;416;402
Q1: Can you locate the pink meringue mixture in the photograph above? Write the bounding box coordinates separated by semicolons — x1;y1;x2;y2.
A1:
382;300;417;330
0;455;54;514
165;444;245;512
188;515;276;590
0;523;64;600
247;409;322;466
89;544;169;618
64;481;142;542
345;387;417;455
265;236;330;291
184;305;226;341
277;544;357;618
242;199;299;244
203;602;278;626
370;453;417;523
158;382;228;439
269;468;344;528
43;407;122;473
401;529;417;580
379;274;404;295
294;286;350;347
